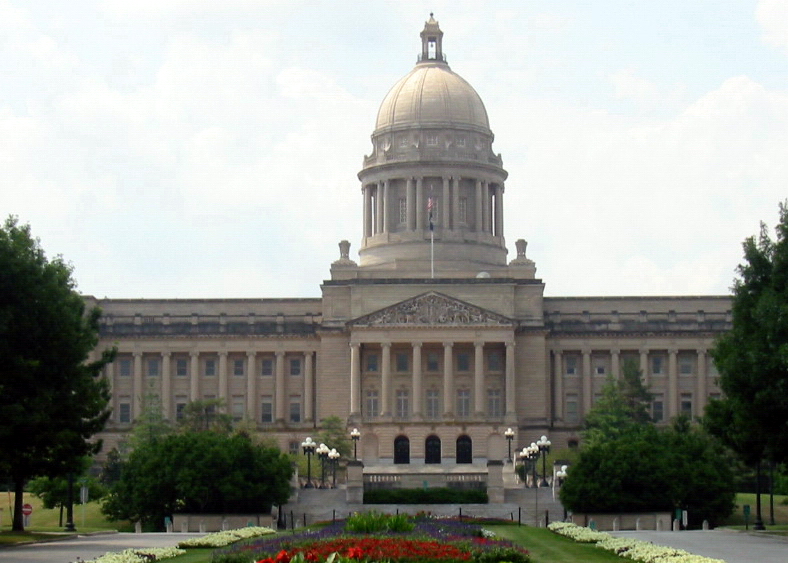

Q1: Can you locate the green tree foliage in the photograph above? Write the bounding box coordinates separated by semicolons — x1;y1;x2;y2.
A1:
708;202;788;465
176;398;233;433
102;431;292;530
582;359;653;446
0;216;114;531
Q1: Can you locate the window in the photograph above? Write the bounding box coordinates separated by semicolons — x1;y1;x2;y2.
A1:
399;198;407;224
488;351;502;372
232;396;244;420
652;394;664;422
458;198;467;223
289;400;301;423
233;359;245;376
487;388;502;417
566;393;579;424
426;134;438;146
426;389;440;419
365;353;379;372
288;441;300;456
426;351;440;372
204;359;216;377
396;389;409;419
261;397;273;423
565;356;577;376
289;358;301;376
175;396;187;421
594;362;606;375
176;358;188;377
456;435;472;464
365;389;379;418
394;435;410;464
146;358;160;377
118;401;131;424
425;435;441;464
456;136;466;147
651;356;664;375
118;358;132;377
679;356;694;375
261;358;274;376
395;352;409;372
456;352;470;372
680;393;692;416
457;388;471;418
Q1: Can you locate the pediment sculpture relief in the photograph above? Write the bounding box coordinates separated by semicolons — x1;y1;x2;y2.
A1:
351;292;512;327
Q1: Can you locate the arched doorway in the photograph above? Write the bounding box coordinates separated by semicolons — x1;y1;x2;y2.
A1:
394;435;410;464
456;435;472;464
425;435;441;464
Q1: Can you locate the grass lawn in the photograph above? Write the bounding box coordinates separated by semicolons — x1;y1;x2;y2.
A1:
721;492;788;531
0;492;132;534
492;524;624;563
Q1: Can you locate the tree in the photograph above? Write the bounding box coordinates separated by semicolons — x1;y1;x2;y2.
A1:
0;217;114;531
706;202;788;528
176;398;233;433
28;457;106;526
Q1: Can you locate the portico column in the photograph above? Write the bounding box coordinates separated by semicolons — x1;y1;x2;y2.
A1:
696;349;707;414
442;176;451;229
350;343;361;416
582;349;592;416
442;342;454;417
475;179;483;232
376;182;384;234
451;176;460;228
161;352;172;420
412;342;423;417
554;350;564;419
133;352;143;419
363;186;373;237
494;185;504;237
668;349;678;419
505;341;515;415
381;343;392;417
474;341;485;416
304;351;314;422
275;351;286;422
382;180;390;233
246;352;257;422
189;351;200;401
611;349;620;379
416;177;424;230
406;178;415;230
639;349;649;388
483;181;491;233
218;351;228;401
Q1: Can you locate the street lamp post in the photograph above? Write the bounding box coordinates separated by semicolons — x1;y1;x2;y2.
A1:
555;465;568;520
317;443;330;488
350;427;361;460
537;435;551;487
504;427;515;462
526;443;539;487
301;437;316;488
329;448;340;487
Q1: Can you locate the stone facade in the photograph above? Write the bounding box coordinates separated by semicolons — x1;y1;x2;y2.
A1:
89;17;728;479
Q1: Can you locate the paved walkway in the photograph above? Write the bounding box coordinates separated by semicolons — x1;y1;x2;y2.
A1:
611;529;788;563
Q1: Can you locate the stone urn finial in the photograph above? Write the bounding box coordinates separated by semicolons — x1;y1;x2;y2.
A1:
515;239;527;259
339;240;351;260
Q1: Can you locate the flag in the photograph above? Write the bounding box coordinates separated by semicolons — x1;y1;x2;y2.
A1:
427;197;435;231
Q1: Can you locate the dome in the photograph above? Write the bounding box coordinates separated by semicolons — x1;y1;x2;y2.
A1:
374;62;490;132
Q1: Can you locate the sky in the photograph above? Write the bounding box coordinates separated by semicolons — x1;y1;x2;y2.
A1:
2;1;787;299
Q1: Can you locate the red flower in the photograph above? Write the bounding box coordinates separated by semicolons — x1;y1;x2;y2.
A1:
275;550;291;563
346;546;364;559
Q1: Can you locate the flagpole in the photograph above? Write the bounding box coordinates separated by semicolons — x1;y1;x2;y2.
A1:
431;227;434;279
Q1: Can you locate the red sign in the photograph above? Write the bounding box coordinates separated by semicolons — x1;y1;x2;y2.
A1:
22;503;33;516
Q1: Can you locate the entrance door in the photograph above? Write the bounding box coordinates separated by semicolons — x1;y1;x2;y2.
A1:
394;435;410;464
425;435;441;464
456;435;472;464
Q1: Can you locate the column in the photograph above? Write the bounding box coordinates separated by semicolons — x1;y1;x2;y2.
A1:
161;352;172;420
416;177;424;230
304;351;314;422
189;351;200;401
505;341;515;416
442;176;451;229
582;349;592;416
363;186;373;237
554;350;563;419
494;184;504;238
406;178;415;231
412;343;423;417
218;351;228;401
350;343;361;416
275;351;286;422
611;349;620;379
381;343;391;417
442;342;454;417
133;352;143;419
475;179;484;233
696;349;707;414
376;182;384;234
668;349;678;419
451;176;460;230
246;352;257;422
639;349;649;388
474;341;485;416
482;181;490;233
382;180;390;233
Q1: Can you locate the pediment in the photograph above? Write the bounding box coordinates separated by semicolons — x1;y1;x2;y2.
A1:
350;292;513;328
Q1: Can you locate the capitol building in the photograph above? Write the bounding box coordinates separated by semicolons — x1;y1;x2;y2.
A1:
90;17;728;479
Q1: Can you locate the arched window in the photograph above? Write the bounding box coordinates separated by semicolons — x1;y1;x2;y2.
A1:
456;435;472;464
425;435;441;464
394;435;410;464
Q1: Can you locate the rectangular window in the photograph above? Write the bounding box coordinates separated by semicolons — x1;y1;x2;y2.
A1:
458;198;467;223
426;134;438;146
426;389;440;419
204;359;216;377
288;441;300;456
652;356;664;375
365;353;379;372
565;356;577;376
118;358;132;377
395;352;409;372
231;396;244;420
395;389;409;419
175;396;187;421
146;358;160;377
595;363;606;376
426;351;440;372
175;358;188;377
289;358;301;376
289;400;301;423
488;351;502;372
457;388;471;418
652;394;664;422
365;389;379;418
261;397;273;423
261;358;274;376
566;393;579;424
487;388;502;417
679;357;694;375
399;198;407;224
118;401;131;424
233;359;245;377
680;393;693;416
456;352;470;372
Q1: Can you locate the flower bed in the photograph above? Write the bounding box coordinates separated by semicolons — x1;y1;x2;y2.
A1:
548;522;726;563
177;526;276;548
82;546;185;563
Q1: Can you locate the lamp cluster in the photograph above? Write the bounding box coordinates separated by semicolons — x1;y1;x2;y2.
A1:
299;428;362;489
518;434;552;487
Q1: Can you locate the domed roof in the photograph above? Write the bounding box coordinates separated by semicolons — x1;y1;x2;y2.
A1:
375;62;490;132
